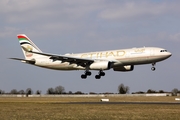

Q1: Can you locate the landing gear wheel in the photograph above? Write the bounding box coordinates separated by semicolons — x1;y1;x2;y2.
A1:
95;75;101;79
85;71;91;76
151;67;156;71
99;72;105;76
81;74;87;79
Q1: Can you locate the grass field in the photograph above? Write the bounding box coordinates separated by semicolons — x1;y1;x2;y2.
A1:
0;96;180;120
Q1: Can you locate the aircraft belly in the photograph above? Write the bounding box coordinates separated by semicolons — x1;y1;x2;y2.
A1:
147;55;169;63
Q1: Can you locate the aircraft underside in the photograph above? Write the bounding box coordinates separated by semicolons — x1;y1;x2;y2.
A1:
35;60;158;79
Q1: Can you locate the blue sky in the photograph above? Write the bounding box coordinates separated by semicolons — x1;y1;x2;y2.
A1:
0;0;179;94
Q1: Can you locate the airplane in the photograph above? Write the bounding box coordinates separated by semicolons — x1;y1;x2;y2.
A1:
10;34;172;79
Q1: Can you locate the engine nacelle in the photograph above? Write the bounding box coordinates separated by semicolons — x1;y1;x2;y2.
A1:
90;61;111;70
113;65;134;72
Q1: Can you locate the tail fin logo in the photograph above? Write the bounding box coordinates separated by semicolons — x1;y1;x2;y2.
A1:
17;34;42;60
17;35;33;58
25;45;33;57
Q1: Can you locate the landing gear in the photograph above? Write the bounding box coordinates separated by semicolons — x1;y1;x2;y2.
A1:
95;70;105;79
151;63;156;71
81;71;92;79
99;71;105;76
151;67;156;71
95;75;101;79
81;70;106;79
81;74;87;79
85;71;91;76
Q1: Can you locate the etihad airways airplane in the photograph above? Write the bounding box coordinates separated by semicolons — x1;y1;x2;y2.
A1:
10;34;172;79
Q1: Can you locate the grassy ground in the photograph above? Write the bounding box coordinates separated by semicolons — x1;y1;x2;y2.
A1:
0;97;179;120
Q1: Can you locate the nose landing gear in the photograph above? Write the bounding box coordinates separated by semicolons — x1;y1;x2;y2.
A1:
151;67;156;71
151;63;156;71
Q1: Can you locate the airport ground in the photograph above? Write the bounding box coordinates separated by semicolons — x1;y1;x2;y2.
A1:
0;96;180;120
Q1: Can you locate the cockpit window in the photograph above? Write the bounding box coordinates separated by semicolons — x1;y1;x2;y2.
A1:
160;50;167;52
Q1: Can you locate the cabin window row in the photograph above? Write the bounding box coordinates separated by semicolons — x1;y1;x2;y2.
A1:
160;50;167;52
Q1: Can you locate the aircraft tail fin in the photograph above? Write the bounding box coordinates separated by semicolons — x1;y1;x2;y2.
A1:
17;34;42;60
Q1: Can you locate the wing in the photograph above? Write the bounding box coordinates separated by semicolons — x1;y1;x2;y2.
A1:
28;50;94;67
22;47;119;67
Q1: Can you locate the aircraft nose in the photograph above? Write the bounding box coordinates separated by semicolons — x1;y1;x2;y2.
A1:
166;52;172;58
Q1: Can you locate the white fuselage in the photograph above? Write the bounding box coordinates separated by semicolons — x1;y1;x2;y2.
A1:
33;47;171;71
14;34;172;79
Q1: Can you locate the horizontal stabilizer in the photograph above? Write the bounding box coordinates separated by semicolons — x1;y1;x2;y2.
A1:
9;58;35;64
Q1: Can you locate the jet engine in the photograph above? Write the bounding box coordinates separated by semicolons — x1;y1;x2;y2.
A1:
89;61;111;70
113;65;134;72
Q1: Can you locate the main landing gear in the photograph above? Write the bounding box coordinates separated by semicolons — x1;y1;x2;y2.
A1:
95;70;105;79
81;70;105;79
81;71;91;79
151;63;156;71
